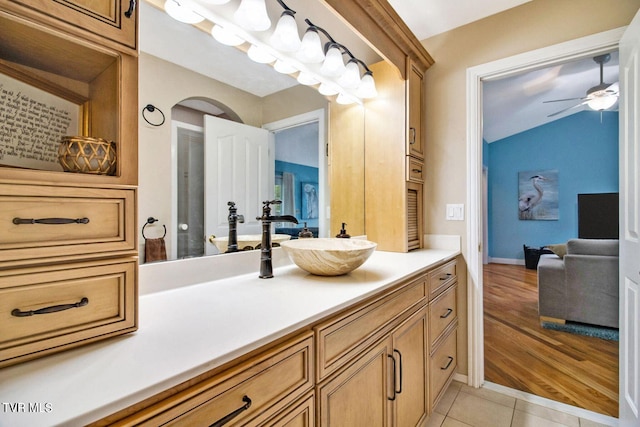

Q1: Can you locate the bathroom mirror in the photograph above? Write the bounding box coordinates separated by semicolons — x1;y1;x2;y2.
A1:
138;0;377;262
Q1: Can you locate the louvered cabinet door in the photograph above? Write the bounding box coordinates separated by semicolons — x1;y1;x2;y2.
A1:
407;182;423;250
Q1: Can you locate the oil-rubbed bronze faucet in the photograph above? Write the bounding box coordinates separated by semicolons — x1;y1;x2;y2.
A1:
257;200;298;278
226;201;244;253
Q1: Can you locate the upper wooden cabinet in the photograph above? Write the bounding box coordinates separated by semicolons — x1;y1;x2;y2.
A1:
407;60;425;160
365;57;426;252
0;0;138;51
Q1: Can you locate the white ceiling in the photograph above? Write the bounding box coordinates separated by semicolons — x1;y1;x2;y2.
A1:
141;0;619;142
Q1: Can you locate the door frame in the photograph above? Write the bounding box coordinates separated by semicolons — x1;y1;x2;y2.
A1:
263;109;328;237
466;28;626;388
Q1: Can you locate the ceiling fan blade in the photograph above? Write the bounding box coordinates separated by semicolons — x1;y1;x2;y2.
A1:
604;81;619;94
543;96;588;103
547;100;589;117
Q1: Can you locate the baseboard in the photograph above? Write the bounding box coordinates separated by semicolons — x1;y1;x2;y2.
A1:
483;381;618;426
487;257;525;265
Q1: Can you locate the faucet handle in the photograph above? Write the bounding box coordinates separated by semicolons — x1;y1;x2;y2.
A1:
228;201;236;208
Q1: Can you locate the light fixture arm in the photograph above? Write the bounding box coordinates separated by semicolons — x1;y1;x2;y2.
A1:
276;0;295;14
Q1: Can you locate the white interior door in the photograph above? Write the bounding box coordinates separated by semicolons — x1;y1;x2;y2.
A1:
204;115;271;255
619;9;640;426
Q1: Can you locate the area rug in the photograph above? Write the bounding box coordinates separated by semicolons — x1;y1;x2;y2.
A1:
541;321;619;341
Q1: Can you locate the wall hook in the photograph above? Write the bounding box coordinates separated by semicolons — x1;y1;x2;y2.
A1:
142;104;165;127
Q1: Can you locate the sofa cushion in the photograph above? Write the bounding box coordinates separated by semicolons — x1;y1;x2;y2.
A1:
566;239;619;257
545;243;567;259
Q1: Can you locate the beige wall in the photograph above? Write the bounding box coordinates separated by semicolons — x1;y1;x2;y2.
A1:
422;0;640;376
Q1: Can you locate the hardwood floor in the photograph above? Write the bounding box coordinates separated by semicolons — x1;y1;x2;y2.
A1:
483;263;619;417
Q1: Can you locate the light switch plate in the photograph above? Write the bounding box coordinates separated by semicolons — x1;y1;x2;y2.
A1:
446;204;464;221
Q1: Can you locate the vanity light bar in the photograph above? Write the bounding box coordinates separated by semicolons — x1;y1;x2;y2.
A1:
161;0;373;105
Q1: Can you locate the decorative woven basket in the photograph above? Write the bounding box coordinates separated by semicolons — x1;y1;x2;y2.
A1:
58;136;117;175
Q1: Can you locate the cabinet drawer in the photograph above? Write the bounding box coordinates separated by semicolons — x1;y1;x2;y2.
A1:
0;184;135;265
429;284;457;348
0;258;137;367
136;333;314;427
430;328;457;410
428;260;457;299
407;157;424;183
316;275;426;381
260;392;314;427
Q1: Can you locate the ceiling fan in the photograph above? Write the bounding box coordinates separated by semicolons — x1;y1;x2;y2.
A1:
543;54;619;118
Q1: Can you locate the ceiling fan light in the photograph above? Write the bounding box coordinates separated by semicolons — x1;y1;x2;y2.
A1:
356;72;377;98
274;59;297;74
338;60;361;89
164;0;204;24
297;71;319;86
270;11;301;52
297;28;325;63
320;44;345;77
587;95;617;111
247;44;275;64
211;25;244;46
234;0;271;32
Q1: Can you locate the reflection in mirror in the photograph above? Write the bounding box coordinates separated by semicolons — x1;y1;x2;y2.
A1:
138;0;373;263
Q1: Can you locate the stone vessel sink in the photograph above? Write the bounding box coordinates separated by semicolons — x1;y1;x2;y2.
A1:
280;238;377;276
212;234;291;253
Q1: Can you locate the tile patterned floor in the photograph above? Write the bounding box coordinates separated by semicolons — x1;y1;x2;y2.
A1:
426;381;617;427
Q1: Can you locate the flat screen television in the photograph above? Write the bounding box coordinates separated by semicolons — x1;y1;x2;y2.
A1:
577;192;619;239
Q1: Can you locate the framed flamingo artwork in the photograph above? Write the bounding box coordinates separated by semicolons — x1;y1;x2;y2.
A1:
518;169;559;220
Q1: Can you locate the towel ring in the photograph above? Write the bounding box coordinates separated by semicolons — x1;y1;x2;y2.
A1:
142;104;165;127
142;217;166;240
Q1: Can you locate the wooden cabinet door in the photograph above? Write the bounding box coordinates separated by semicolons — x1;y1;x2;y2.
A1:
407;60;425;160
318;339;392;427
0;0;137;50
391;308;428;427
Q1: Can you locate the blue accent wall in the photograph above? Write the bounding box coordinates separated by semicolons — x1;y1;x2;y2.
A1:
275;160;319;228
488;111;618;260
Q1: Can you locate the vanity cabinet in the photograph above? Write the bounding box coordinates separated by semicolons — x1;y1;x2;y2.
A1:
101;332;315;427
365;57;425;252
316;275;429;427
0;1;138;367
0;0;137;51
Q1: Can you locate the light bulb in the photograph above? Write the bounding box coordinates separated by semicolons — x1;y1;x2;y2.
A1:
336;93;357;105
297;72;319;86
270;11;301;52
211;25;244;46
247;44;275;64
297;28;325;63
164;0;204;24
318;82;340;96
338;60;361;89
274;59;297;74
234;0;271;31
356;72;377;98
320;44;345;77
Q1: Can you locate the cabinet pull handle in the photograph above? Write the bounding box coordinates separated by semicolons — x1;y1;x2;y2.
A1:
394;349;403;394
441;356;454;370
409;127;416;145
124;0;136;18
440;308;453;319
439;273;453;281
387;354;397;401
412;168;422;174
209;395;251;427
12;297;89;317
13;217;90;225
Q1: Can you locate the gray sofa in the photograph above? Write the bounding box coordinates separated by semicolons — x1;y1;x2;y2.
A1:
537;238;619;328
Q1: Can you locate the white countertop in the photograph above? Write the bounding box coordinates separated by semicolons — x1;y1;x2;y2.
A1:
0;248;458;427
